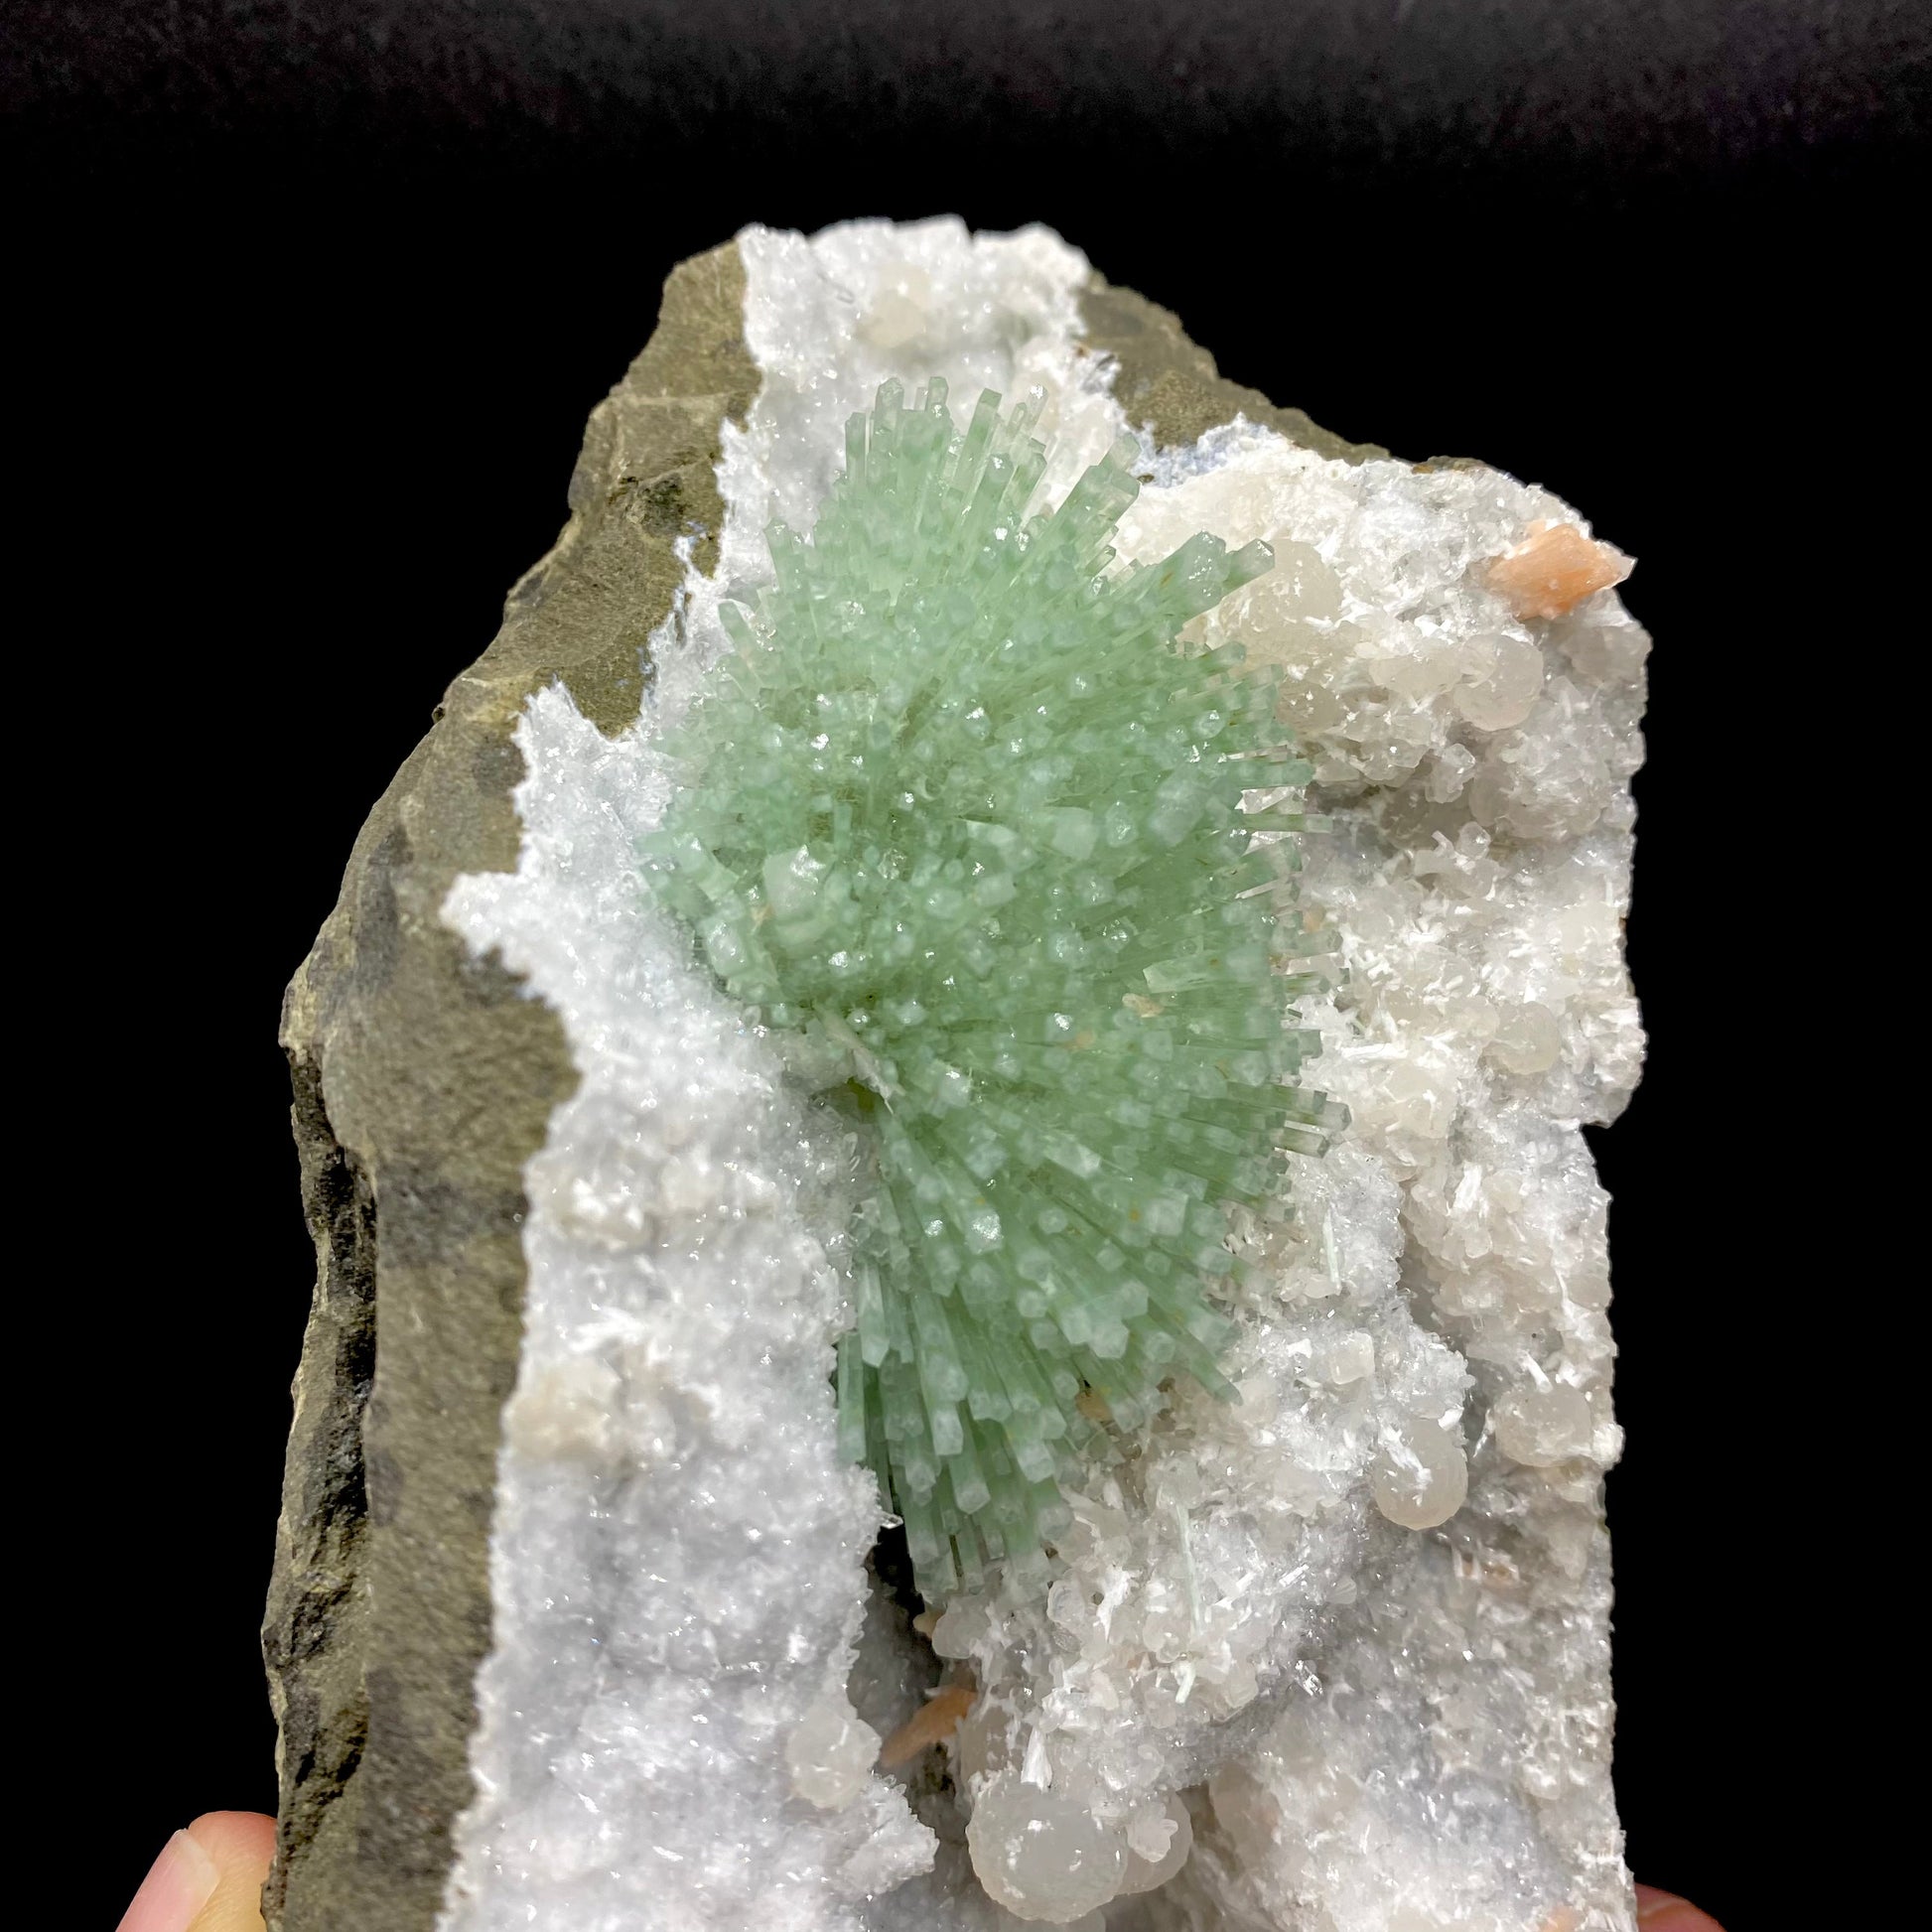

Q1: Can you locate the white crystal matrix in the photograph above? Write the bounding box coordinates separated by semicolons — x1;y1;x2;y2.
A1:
438;217;1647;1932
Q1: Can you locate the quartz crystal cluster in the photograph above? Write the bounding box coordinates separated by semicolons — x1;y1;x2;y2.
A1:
437;218;1645;1932
639;377;1343;1603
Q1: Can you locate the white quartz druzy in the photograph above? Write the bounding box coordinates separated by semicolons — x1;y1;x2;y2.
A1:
438;216;1645;1932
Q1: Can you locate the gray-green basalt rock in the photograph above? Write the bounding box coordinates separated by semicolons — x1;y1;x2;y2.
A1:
263;243;757;1932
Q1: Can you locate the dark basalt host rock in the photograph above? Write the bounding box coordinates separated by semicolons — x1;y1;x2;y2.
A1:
262;237;1372;1932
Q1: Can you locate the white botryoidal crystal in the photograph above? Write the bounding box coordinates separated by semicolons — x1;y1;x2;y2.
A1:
437;215;1644;1932
967;1777;1127;1923
1368;1416;1470;1531
790;1697;888;1810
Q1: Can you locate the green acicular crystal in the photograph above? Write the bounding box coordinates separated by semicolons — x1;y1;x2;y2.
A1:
641;377;1339;1600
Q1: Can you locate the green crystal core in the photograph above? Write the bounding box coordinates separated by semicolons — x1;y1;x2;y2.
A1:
641;377;1337;1600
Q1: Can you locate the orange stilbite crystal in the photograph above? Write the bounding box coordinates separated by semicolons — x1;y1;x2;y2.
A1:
1488;519;1632;620
879;1682;978;1768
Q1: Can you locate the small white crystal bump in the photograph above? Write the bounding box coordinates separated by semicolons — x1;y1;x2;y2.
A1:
1487;1001;1564;1074
1114;1793;1193;1895
1493;1386;1595;1467
1319;1331;1376;1385
1453;631;1546;730
931;1595;993;1660
785;1697;882;1810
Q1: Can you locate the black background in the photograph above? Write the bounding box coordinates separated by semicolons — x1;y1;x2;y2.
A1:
10;5;1925;1926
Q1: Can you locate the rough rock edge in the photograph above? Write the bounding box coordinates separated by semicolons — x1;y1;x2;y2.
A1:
1078;270;1388;465
262;232;1375;1932
261;241;757;1932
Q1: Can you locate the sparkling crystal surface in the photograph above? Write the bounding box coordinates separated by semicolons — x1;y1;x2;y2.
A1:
639;376;1341;1602
438;217;1645;1932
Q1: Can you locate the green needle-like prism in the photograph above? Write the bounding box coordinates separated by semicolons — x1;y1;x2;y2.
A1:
641;377;1340;1600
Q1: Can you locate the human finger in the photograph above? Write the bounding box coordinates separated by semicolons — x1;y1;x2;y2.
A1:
1635;1882;1727;1931
118;1811;276;1932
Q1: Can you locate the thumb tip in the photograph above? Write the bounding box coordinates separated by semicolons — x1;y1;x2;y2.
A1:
120;1812;276;1932
182;1813;276;1932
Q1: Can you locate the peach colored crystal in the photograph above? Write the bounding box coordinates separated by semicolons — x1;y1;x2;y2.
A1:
1488;519;1632;620
879;1683;978;1767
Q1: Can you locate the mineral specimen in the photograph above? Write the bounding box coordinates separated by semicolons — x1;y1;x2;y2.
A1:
268;217;1647;1932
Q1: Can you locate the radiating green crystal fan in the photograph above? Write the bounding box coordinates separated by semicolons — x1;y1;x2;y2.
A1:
640;377;1340;1600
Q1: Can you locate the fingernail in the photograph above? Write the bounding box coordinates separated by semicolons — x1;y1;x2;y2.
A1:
1635;1894;1702;1929
118;1828;220;1932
